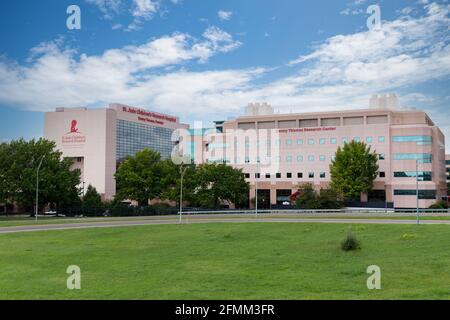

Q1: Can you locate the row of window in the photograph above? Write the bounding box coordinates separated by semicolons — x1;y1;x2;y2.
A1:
236;136;386;147
116;120;175;161
245;172;328;179
393;153;432;163
393;171;432;181
244;171;433;181
210;135;433;150
392;136;432;145
393;190;437;199
238;153;385;163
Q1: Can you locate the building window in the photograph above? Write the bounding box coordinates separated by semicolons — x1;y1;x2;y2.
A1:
255;173;261;179
297;172;303;178
366;136;373;143
287;173;292;179
76;157;83;163
378;136;385;143
394;189;436;199
308;139;315;145
276;173;281;179
297;155;304;162
320;172;326;179
354;137;361;142
393;136;432;145
331;138;337;144
319;138;326;145
245;173;250;179
394;153;432;163
320;155;326;161
308;155;315;162
286;139;292;145
379;154;385;160
379;172;386;178
265;173;271;179
394;171;432;181
286;155;292;162
331;155;336;161
297;139;303;145
309;172;315;178
342;137;349;144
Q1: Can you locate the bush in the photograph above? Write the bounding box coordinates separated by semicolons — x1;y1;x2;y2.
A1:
318;188;344;209
295;184;344;209
429;201;448;209
341;230;361;251
295;184;319;209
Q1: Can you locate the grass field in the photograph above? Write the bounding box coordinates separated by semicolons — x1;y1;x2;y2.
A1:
1;214;450;228
0;222;449;300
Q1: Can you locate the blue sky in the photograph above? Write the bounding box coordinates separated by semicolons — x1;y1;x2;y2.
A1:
0;0;449;149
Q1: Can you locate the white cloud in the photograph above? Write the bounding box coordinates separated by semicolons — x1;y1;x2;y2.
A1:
85;0;123;19
0;27;243;113
0;1;449;139
218;10;233;21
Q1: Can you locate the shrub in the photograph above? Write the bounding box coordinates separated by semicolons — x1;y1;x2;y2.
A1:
295;184;319;209
318;188;344;209
429;201;448;209
341;230;361;251
295;184;344;209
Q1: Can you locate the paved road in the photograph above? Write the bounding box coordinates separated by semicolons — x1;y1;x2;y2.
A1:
1;216;450;234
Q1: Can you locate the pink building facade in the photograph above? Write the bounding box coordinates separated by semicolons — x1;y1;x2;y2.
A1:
184;105;447;209
45;104;188;200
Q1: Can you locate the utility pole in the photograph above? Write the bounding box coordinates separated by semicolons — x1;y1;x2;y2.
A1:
416;159;420;225
35;155;45;222
179;163;188;224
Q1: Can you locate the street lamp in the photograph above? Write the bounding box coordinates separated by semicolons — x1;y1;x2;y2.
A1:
35;155;45;222
179;162;188;224
416;159;420;225
255;160;260;217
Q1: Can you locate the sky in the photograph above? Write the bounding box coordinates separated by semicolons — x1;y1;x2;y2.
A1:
0;0;449;150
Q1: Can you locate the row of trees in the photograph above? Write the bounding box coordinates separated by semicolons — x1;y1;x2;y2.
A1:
0;139;81;214
115;149;250;209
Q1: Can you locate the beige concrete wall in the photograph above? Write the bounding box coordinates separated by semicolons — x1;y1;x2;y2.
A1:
201;107;446;208
44;108;116;200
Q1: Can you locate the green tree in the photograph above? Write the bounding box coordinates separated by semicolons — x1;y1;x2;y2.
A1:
115;149;172;206
82;185;104;216
295;183;319;209
317;188;344;209
330;141;379;200
193;163;249;209
0;139;80;214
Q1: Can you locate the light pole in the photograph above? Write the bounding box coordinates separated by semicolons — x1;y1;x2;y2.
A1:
255;160;260;217
179;163;188;224
35;155;45;222
416;159;420;225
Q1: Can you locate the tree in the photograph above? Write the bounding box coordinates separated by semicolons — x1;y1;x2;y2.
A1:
317;188;344;209
295;184;344;209
295;183;319;209
115;149;172;206
0;139;81;214
82;185;104;216
192;163;249;209
330;140;379;200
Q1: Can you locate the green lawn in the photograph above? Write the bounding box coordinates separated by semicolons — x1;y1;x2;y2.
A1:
0;222;449;300
0;214;449;228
